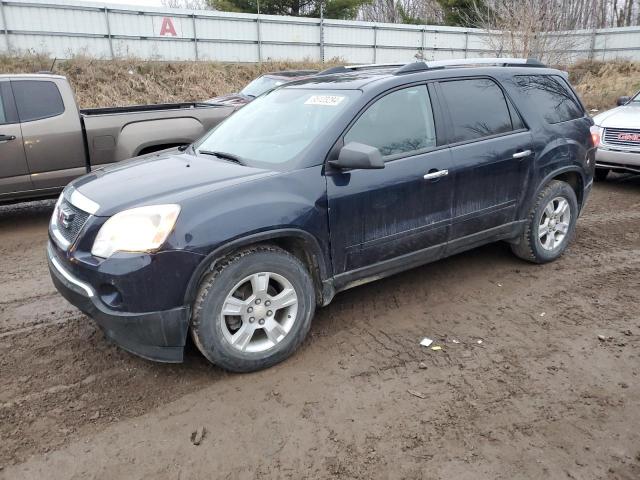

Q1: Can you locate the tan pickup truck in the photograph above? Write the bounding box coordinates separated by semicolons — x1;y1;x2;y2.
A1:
0;73;235;203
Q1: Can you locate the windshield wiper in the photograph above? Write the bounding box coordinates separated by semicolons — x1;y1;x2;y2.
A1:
197;150;245;165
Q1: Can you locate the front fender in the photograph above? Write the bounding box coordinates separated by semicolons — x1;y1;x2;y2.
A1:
175;165;330;304
182;228;329;305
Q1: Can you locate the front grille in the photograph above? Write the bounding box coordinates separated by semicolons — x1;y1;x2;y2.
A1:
54;200;90;245
603;127;640;149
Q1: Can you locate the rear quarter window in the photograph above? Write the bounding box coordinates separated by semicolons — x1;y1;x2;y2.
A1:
513;75;584;124
12;80;65;122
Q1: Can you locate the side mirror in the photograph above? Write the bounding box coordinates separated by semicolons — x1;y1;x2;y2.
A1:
330;142;384;170
617;96;631;106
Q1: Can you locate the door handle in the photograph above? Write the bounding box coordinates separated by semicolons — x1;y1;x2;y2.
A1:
0;134;16;142
423;169;448;180
512;149;532;159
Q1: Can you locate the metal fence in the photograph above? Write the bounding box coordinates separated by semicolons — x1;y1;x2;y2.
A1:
1;0;640;63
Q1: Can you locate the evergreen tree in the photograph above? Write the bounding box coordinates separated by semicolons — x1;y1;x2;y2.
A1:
209;0;369;19
437;0;487;27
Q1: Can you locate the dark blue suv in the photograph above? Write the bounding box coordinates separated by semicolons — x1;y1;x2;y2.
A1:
48;58;595;372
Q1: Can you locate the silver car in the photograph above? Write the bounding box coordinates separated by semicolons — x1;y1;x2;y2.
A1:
592;92;640;180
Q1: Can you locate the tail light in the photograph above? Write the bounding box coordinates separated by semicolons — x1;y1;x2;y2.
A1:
590;125;602;147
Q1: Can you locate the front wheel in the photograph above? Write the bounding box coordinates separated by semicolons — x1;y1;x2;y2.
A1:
190;246;315;372
510;180;578;264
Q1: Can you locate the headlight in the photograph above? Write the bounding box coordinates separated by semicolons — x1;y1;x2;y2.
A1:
91;204;181;258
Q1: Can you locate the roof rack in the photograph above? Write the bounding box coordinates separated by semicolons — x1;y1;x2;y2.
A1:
317;63;405;76
394;57;546;75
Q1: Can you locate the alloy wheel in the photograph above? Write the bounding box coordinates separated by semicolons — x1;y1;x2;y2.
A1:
538;196;571;251
219;272;298;353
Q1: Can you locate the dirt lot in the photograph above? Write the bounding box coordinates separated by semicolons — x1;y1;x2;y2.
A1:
1;176;639;479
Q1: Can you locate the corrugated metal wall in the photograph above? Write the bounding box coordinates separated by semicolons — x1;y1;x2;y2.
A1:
1;0;640;63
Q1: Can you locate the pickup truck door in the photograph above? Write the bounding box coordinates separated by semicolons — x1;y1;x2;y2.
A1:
0;81;32;195
11;79;86;191
326;84;453;280
435;78;533;249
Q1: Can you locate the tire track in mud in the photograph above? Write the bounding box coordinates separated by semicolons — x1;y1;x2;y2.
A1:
1;177;640;475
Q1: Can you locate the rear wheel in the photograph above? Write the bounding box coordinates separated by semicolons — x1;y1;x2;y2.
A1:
594;168;609;181
510;180;578;264
190;246;315;372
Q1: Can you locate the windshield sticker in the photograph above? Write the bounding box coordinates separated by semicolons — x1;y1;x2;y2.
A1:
304;95;345;106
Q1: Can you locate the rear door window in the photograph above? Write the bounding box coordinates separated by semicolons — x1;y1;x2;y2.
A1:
344;85;437;159
439;78;515;143
12;80;65;122
513;75;584;124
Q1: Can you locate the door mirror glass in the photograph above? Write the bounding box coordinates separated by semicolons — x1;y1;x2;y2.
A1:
331;142;384;170
617;96;631;106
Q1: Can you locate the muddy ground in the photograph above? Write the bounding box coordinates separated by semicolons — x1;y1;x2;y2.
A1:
1;176;639;479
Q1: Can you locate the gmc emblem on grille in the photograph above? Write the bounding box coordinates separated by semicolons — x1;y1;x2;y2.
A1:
58;205;75;229
618;132;640;142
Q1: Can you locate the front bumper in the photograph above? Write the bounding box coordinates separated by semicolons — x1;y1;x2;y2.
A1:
47;242;190;363
596;146;640;173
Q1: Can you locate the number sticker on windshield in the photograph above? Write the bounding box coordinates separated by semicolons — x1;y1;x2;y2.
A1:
304;95;345;106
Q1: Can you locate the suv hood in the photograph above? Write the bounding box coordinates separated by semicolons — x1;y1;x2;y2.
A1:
70;152;274;216
593;103;640;128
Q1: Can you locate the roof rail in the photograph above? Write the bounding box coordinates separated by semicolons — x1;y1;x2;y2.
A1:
394;57;545;75
317;63;405;76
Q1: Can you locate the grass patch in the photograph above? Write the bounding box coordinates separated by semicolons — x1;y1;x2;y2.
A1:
1;54;638;112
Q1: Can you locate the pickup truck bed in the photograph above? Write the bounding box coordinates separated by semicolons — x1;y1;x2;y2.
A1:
0;73;235;203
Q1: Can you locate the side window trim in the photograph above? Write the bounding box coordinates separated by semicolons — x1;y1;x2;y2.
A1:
506;96;527;130
0;81;20;125
427;82;449;148
338;82;446;164
435;75;528;147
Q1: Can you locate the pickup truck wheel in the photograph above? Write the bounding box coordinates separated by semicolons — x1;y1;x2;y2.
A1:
190;246;315;372
510;180;578;264
594;168;609;181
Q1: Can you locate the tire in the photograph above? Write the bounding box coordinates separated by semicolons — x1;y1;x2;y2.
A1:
594;168;609;181
510;180;578;264
191;246;315;372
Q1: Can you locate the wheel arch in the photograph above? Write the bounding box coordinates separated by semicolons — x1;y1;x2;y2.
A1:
534;166;586;212
183;229;330;307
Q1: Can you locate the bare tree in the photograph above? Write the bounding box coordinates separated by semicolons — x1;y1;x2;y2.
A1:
468;0;599;64
359;0;443;24
161;0;211;9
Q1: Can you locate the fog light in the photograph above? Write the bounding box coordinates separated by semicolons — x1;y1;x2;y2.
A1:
99;284;123;308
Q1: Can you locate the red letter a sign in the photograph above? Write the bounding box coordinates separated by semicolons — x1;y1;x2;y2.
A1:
159;17;177;36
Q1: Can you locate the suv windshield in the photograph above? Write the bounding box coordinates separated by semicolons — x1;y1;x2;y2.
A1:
240;76;285;97
195;88;359;168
